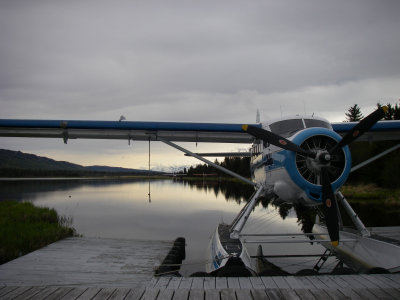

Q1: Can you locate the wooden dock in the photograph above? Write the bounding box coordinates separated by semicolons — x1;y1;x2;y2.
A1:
0;237;172;287
1;274;399;299
1;236;399;299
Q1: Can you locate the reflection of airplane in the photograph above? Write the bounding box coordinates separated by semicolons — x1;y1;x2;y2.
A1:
1;106;400;274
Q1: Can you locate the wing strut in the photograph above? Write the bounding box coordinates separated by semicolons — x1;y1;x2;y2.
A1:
336;191;370;237
229;187;264;239
350;143;400;173
158;137;257;187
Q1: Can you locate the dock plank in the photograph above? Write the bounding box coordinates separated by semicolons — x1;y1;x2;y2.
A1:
316;276;341;289
366;288;397;300
46;287;75;300
337;288;364;300
383;289;400;300
178;277;193;289
188;289;204;300
307;288;337;300
172;289;189;300
238;277;252;289
215;277;228;289
220;288;236;300
124;288;146;300
76;287;102;300
141;288;160;300
352;288;381;300
204;289;220;300
157;289;174;300
260;276;279;288
203;277;216;289
167;277;182;289
251;289;269;300
0;287;19;298
91;288;117;300
191;277;204;289
284;276;304;289
1;286;33;300
305;276;329;289
272;276;291;289
12;287;44;300
314;290;334;300
107;288;131;300
14;287;48;300
249;277;265;289
29;287;60;300
295;277;318;290
154;277;171;289
280;289;301;300
227;277;240;288
60;287;87;300
235;288;251;300
294;289;318;300
265;289;283;300
382;274;400;288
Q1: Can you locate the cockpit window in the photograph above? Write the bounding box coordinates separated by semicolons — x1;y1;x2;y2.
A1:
269;119;304;138
304;119;331;129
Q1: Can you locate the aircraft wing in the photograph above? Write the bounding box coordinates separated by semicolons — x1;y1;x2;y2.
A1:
0;119;400;144
332;120;400;142
0;119;259;144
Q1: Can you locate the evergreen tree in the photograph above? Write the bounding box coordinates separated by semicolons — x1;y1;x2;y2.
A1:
377;102;400;120
394;103;400;120
345;104;363;121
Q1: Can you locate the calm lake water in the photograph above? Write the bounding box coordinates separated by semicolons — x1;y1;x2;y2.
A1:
1;178;396;276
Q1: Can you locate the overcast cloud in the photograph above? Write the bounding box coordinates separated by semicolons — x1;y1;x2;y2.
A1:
1;0;400;169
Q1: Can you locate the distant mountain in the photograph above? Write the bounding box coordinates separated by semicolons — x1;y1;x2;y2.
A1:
0;149;165;176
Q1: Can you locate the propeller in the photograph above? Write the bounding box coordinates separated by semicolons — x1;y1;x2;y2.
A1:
329;106;388;154
242;124;316;158
243;106;388;246
321;167;339;246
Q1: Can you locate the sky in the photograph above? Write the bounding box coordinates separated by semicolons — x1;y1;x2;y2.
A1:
1;0;400;170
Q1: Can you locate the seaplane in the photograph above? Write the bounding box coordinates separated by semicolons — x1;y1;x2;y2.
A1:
1;106;400;275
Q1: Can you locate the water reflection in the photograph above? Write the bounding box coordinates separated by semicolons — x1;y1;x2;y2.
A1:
1;178;397;276
179;179;317;235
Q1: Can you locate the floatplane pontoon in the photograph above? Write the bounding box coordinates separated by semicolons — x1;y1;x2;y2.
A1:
1;106;400;274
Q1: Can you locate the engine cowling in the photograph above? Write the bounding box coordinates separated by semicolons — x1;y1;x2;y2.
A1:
284;128;351;203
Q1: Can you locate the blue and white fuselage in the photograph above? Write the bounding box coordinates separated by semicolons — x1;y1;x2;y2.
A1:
250;116;352;206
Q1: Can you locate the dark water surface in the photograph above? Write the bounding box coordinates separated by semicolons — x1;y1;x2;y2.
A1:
1;178;395;276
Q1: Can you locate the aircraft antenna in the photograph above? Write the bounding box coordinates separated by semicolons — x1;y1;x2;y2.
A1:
256;109;260;123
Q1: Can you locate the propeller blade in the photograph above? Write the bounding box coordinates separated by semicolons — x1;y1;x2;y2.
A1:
329;106;388;154
321;167;339;246
242;125;316;158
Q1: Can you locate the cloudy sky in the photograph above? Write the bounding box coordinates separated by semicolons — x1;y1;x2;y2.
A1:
1;0;399;170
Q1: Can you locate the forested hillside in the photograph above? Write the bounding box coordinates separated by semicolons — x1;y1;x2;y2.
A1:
0;149;163;177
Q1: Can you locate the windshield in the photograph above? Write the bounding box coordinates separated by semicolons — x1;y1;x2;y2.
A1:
269;119;304;138
304;119;331;129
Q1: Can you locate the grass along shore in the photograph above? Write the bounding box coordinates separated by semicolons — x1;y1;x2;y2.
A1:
0;201;77;264
341;184;400;205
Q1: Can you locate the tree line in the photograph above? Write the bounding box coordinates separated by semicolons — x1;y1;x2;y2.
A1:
345;102;400;121
186;157;251;178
